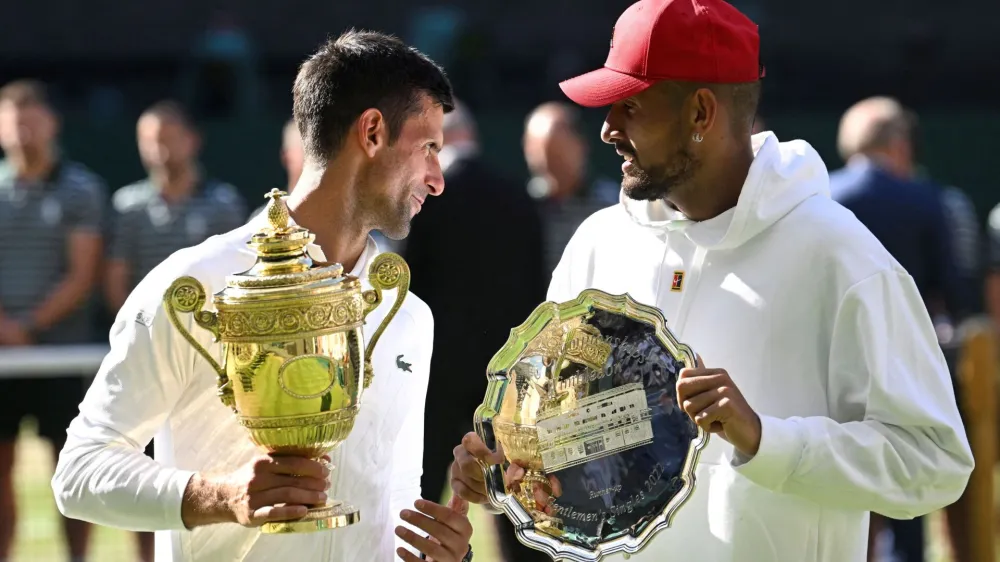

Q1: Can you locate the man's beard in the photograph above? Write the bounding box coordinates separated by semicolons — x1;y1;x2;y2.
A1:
620;146;699;202
358;157;413;240
377;194;412;240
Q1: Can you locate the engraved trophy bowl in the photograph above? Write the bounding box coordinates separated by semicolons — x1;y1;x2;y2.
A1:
163;188;409;534
475;290;709;561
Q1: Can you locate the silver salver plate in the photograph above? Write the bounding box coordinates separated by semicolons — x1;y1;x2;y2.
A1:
474;289;709;561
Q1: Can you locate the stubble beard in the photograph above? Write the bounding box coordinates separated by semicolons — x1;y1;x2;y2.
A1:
377;195;413;240
359;165;414;240
621;146;700;202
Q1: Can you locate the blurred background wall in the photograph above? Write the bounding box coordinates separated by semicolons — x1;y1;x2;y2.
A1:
0;0;996;217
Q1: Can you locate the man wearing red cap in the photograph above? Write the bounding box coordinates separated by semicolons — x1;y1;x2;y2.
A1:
451;1;973;560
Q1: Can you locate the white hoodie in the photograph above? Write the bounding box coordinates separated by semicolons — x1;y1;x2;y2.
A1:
546;132;973;562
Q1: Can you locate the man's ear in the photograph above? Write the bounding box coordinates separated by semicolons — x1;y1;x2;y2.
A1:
356;108;387;158
689;87;719;139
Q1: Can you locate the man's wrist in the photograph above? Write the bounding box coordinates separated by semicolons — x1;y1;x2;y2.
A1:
418;544;472;561
181;473;234;528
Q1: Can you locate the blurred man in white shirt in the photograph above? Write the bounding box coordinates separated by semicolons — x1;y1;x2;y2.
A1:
51;30;473;562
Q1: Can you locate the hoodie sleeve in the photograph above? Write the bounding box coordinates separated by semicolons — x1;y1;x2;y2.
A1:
732;268;974;519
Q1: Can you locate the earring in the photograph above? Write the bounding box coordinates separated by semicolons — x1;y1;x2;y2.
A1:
692;132;704;143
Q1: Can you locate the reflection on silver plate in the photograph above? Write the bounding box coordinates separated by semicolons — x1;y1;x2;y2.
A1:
474;289;709;561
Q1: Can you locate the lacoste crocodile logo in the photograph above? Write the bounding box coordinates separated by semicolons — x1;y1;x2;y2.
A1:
396;354;412;373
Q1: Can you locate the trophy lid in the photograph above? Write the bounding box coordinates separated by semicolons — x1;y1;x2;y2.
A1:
215;189;355;303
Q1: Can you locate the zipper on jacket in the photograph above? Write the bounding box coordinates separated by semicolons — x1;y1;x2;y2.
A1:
670;245;707;336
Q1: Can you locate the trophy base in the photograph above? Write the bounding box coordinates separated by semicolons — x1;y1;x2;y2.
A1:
259;501;360;534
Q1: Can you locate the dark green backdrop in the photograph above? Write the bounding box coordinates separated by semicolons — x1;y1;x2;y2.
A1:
59;111;1000;223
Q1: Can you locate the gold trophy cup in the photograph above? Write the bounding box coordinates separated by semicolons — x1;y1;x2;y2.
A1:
164;189;409;534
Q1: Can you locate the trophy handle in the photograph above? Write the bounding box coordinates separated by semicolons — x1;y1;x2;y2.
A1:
361;252;410;389
164;276;236;410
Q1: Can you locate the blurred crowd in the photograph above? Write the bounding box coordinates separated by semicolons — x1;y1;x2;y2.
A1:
0;74;996;562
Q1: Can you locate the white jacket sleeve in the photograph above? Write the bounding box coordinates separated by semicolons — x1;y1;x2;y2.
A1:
390;309;434;556
51;299;197;531
733;268;974;518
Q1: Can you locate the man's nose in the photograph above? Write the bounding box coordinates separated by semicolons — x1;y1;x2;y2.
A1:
426;164;445;196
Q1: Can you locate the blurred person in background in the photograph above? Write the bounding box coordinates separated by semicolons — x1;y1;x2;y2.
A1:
105;100;246;312
401;100;547;562
523;101;619;276
909;107;984;562
104;100;245;561
249;118;305;219
830;95;968;562
0;79;107;562
831;97;967;321
52;31;473;562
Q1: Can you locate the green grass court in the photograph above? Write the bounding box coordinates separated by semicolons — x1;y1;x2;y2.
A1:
8;420;992;561
9;420;502;562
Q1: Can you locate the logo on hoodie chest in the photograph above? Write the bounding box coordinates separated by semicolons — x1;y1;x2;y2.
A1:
670;270;685;292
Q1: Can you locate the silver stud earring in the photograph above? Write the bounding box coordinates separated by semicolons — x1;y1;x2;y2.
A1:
692;132;704;143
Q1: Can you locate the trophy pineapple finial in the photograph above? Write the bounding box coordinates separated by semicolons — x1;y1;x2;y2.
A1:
265;188;290;232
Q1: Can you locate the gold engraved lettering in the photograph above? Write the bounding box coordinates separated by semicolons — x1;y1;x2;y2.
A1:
564;325;612;371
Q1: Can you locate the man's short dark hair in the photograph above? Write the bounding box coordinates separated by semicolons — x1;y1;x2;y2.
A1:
0;79;51;109
141;100;197;131
662;80;762;135
293;30;455;163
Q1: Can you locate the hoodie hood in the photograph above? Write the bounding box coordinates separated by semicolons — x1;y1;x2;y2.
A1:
621;132;830;250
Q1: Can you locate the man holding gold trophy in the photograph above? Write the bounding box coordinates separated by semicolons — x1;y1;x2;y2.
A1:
453;1;974;561
51;31;472;562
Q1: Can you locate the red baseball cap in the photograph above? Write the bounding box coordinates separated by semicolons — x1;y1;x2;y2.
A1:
559;0;763;108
